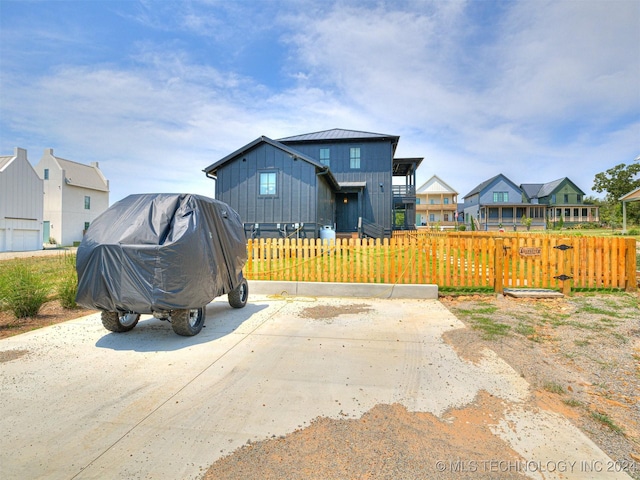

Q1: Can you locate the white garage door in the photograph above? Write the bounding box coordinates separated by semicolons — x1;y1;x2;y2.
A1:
12;229;41;252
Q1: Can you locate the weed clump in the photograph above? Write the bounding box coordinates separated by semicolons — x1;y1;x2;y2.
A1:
0;264;50;318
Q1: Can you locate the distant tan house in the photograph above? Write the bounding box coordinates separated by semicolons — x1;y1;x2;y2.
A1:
0;147;43;252
34;148;109;246
415;175;459;229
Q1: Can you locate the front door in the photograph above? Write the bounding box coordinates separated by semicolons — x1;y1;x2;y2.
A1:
336;193;359;232
43;221;50;244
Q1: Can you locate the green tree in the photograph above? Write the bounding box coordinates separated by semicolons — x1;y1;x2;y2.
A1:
593;159;640;226
593;161;640;201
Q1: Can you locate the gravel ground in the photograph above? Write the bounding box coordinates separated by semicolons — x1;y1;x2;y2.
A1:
202;292;639;480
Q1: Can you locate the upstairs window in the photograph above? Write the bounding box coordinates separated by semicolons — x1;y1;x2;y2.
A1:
259;172;277;196
564;194;569;203
44;168;49;180
319;148;330;167
444;198;449;205
349;147;361;169
493;192;508;203
84;196;91;210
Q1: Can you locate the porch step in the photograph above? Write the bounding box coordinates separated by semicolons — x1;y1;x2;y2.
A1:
336;232;358;239
503;288;564;299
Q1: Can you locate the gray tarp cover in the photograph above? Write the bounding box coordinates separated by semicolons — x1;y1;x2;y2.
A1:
76;193;247;313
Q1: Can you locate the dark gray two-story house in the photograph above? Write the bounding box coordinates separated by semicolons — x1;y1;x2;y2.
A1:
203;128;421;239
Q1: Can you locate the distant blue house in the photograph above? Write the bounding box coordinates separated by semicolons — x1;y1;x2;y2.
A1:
463;174;599;231
204;129;422;239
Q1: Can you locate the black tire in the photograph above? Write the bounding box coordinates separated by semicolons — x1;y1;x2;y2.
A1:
101;311;140;332
171;308;205;336
228;278;249;309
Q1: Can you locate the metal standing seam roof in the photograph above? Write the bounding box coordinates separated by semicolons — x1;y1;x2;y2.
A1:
55;157;109;192
520;183;544;200
278;128;399;143
536;178;566;198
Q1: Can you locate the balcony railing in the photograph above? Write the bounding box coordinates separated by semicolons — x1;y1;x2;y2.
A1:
392;185;416;205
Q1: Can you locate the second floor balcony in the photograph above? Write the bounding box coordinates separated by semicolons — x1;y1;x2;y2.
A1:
393;185;416;205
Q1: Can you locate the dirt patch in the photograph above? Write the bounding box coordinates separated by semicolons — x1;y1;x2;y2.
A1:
441;292;640;476
0;349;30;363
204;391;527;480
298;303;372;320
0;300;96;339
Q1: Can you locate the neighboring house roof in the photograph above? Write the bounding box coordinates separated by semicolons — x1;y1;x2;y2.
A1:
520;177;585;200
45;149;109;192
203;136;340;190
536;178;565;198
520;183;544;201
416;175;458;195
464;174;517;198
55;158;109;192
0;155;13;171
620;185;640;202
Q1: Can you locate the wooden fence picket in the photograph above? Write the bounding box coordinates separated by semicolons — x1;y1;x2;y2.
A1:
244;233;636;292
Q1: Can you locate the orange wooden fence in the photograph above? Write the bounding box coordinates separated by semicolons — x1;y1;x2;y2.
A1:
244;234;637;292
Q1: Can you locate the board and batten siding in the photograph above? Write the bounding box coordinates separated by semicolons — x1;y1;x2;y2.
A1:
282;140;394;231
478;177;524;205
216;143;321;226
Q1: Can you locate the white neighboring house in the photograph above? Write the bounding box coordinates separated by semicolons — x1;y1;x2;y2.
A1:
34;148;109;246
415;175;459;228
0;147;44;252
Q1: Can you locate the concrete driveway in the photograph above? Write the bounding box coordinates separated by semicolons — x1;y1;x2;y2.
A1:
0;290;630;479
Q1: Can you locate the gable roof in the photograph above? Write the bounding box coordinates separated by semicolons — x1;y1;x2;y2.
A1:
54;157;109;192
43;149;109;192
0;155;13;172
521;177;585;199
464;174;519;198
520;183;544;200
203;136;340;190
416;175;458;195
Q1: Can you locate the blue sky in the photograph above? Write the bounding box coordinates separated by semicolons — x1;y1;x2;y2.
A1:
1;0;638;204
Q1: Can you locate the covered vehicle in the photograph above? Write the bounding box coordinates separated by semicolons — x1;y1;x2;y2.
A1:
76;193;248;336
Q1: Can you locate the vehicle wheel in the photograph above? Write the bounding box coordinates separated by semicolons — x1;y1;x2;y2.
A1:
171;308;205;336
228;278;249;309
101;311;140;332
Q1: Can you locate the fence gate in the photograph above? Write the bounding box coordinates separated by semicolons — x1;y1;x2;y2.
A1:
493;236;635;294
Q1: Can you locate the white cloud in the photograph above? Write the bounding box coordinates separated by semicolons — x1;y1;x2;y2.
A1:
0;0;637;203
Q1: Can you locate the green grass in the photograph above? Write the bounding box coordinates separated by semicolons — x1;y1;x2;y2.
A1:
515;322;538;340
562;398;583;408
455;304;498;315
0;253;77;314
469;316;511;339
446;302;510;340
543;381;565;395
590;411;624;434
